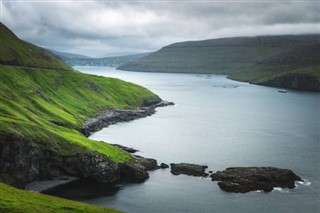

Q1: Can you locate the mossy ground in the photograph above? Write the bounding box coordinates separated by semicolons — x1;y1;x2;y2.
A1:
0;183;122;213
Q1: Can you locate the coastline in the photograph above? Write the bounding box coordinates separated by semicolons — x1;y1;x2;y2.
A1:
79;100;174;137
25;100;174;193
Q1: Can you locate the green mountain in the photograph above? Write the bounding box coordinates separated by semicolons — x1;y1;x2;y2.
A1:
0;23;70;71
0;23;161;212
119;35;320;91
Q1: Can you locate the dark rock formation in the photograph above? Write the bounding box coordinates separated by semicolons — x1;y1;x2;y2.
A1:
170;163;208;177
0;134;41;188
112;144;138;153
160;163;169;169
79;100;174;137
134;155;160;171
260;73;320;91
211;167;302;193
119;163;149;183
0;134;149;188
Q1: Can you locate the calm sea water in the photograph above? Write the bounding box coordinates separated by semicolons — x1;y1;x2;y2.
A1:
75;66;319;213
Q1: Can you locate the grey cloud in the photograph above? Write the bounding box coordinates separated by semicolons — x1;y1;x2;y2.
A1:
1;1;319;57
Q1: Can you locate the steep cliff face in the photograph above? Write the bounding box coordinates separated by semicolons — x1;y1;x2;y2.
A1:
0;134;40;187
0;133;152;188
0;134;121;188
260;73;320;91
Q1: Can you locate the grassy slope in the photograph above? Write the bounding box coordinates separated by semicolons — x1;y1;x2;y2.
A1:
0;183;121;213
0;23;70;70
0;65;158;162
119;35;320;89
0;22;160;163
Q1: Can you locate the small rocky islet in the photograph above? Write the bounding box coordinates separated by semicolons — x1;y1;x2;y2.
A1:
102;142;304;194
165;162;303;193
210;167;302;193
170;163;209;177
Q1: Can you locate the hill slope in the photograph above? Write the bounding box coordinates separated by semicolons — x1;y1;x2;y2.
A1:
0;22;162;212
119;35;320;91
0;23;70;71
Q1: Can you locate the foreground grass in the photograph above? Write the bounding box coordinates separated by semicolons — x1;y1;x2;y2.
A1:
0;183;121;213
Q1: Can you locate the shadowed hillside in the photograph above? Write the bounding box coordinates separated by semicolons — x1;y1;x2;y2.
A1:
119;35;320;91
0;23;70;70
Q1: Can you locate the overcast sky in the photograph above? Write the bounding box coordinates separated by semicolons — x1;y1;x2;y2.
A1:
1;0;319;57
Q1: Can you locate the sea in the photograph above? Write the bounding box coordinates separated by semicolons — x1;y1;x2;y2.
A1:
62;66;319;213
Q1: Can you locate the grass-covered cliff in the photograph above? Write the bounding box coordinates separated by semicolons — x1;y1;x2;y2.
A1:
0;22;161;211
119;35;320;91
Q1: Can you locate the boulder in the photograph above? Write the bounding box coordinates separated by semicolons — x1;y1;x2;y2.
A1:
211;167;302;193
134;155;160;171
170;163;208;177
119;163;149;183
160;163;169;169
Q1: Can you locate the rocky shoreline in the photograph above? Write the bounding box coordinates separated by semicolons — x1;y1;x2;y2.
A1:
21;100;174;192
17;99;305;195
79;100;174;137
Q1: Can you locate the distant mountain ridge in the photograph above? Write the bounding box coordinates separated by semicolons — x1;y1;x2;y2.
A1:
49;49;92;60
118;34;320;91
52;50;151;67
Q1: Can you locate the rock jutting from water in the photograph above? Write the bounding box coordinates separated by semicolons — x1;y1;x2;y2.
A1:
170;163;208;177
133;155;160;171
160;163;169;169
210;167;302;193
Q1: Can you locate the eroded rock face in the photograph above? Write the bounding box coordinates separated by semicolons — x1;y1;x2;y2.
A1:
119;163;149;183
134;155;160;171
0;134;149;188
170;163;208;177
0;134;40;188
211;167;302;193
64;152;120;183
261;73;320;91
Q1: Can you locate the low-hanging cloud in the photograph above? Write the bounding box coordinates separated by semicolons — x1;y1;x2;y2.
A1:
1;0;319;57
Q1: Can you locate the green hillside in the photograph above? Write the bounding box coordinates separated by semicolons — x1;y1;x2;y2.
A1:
119;35;320;91
0;22;161;212
0;183;121;213
0;23;70;71
0;66;158;163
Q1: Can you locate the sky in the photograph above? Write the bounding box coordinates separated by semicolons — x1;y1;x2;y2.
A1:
1;0;320;57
